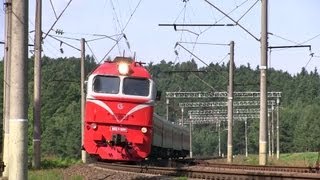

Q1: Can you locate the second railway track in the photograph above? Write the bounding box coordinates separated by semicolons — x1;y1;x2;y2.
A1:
196;160;320;173
91;161;320;180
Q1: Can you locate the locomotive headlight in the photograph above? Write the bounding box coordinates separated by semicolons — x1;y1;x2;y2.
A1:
141;127;147;134
90;123;98;130
118;63;130;75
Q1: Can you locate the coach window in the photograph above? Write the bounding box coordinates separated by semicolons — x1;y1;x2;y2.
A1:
93;75;120;94
123;78;149;96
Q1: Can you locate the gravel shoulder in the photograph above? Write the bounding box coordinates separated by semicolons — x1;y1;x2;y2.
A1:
63;163;184;180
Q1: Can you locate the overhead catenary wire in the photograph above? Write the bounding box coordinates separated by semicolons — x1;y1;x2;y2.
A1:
189;35;200;62
43;0;73;40
178;41;229;46
299;33;320;45
174;2;187;63
218;53;230;64
86;35;119;43
191;73;217;91
176;43;228;81
49;0;58;19
47;34;80;51
100;0;143;61
29;30;72;58
85;41;98;63
177;41;230;65
173;0;202;64
204;0;259;41
110;0;124;55
304;55;313;69
110;0;123;29
188;1;202;34
40;30;102;63
233;0;238;7
100;37;124;63
49;34;81;41
49;31;121;44
42;38;62;57
236;0;259;23
50;30;123;38
201;0;250;35
121;0;143;34
269;32;318;69
174;2;187;23
268;32;299;44
269;32;319;51
170;1;232;83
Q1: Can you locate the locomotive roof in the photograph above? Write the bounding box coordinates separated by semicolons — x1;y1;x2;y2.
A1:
92;57;151;78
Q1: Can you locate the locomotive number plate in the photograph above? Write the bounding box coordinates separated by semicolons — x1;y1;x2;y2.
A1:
110;126;128;132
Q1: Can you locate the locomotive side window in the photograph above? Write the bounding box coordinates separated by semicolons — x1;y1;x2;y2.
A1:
123;78;150;96
93;75;120;94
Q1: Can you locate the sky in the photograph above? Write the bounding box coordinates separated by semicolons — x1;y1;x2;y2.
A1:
0;0;320;75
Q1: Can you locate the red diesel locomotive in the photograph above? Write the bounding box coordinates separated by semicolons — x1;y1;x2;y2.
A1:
83;57;190;161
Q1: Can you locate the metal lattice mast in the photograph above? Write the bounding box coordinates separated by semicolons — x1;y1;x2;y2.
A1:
185;114;259;124
166;91;281;98
188;108;263;115
189;114;259;119
179;100;276;108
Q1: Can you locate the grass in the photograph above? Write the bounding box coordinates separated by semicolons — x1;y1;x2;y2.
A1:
29;169;63;180
29;169;83;180
39;157;82;169
28;157;84;180
209;152;320;167
268;152;319;166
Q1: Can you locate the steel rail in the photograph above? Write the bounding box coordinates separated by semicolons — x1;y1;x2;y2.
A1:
92;162;320;179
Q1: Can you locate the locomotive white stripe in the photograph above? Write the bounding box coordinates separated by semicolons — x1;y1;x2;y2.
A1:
87;99;115;116
87;99;152;123
122;104;151;122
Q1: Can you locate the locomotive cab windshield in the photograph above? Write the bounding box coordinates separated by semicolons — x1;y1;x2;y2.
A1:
123;77;149;96
93;75;120;94
92;75;152;98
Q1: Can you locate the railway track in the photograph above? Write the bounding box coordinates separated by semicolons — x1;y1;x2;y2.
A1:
92;161;320;179
196;161;320;173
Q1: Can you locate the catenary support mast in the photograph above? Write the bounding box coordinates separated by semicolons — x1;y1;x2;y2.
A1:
227;41;234;163
81;38;87;163
9;0;29;178
2;0;12;177
33;0;42;169
259;0;268;165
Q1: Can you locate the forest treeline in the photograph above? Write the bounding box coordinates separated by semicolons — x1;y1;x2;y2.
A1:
0;56;319;159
